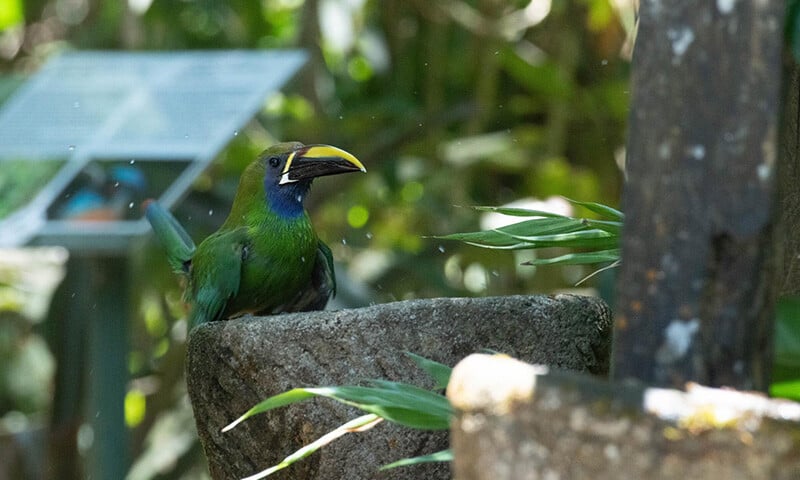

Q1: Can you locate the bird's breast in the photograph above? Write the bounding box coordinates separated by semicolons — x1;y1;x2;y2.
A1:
231;216;318;314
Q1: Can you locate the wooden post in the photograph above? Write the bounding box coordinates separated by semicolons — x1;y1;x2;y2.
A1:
613;1;785;390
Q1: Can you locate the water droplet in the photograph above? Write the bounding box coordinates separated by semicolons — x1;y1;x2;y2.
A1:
339;115;344;120
113;182;120;188
73;101;81;108
341;238;347;245
128;202;134;209
67;145;76;151
208;209;214;216
491;270;500;277
494;51;499;55
184;133;189;139
70;292;76;298
233;130;239;136
300;256;306;263
601;59;608;66
438;245;446;253
129;159;136;165
365;232;373;239
295;194;303;203
418;123;423;127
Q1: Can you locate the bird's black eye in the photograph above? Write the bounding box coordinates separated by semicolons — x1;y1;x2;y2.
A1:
268;156;280;168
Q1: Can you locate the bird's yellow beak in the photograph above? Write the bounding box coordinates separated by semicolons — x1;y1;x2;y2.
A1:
280;145;366;185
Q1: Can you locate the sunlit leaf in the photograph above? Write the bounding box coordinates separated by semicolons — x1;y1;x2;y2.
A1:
769;380;800;401
380;449;453;471
125;389;147;428
522;249;620;266
471;206;567;218
497;228;619;249
563;197;624;220
225;384;452;433
242;414;383;480
435;217;587;248
0;0;23;30
581;219;623;235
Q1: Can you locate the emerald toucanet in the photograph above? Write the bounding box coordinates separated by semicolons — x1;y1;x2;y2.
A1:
145;142;365;328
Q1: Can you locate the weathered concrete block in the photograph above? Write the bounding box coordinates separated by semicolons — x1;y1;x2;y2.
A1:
448;354;800;480
186;294;611;479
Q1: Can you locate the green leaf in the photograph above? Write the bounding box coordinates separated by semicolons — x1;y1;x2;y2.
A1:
522;249;621;266
405;352;452;389
769;380;800;401
380;449;453;471
435;217;587;249
773;296;800;384
471;205;568;218
498;228;619;249
336;383;453;429
222;388;317;432
563;197;624;220
0;0;23;30
225;383;453;433
581;219;623;235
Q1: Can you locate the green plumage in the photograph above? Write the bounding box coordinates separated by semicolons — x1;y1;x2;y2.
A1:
145;142;364;329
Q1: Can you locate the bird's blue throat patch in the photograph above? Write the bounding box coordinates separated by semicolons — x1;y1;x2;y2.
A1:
266;181;311;219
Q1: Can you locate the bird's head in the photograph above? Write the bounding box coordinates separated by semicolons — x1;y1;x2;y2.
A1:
246;141;366;218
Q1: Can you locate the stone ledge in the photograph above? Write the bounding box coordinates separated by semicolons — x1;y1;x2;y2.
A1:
186;294;611;479
448;354;800;480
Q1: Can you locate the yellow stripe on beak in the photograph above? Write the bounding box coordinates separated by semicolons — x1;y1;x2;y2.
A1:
302;145;366;172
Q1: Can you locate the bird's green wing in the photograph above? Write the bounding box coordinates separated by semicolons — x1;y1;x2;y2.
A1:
278;240;335;313
188;228;248;327
144;200;196;274
317;240;336;298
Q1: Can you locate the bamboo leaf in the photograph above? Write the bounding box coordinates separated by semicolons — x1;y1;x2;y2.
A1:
564;197;624;220
380;449;453;471
241;414;383;480
223;388;317;432
436;218;587;248
497;229;619;249
495;217;587;236
226;384;452;432
471;206;567;218
405;352;452;389
581;218;623;235
522;249;621;266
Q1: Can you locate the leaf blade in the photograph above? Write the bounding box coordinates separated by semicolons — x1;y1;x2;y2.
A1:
380;449;454;471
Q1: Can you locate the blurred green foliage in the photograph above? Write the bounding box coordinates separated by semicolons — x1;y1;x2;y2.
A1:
771;296;800;401
0;1;632;478
0;160;63;219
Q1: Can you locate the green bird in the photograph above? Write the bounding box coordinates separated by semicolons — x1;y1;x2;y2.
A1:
145;142;365;328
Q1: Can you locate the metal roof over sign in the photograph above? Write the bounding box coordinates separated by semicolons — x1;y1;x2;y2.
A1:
0;50;307;250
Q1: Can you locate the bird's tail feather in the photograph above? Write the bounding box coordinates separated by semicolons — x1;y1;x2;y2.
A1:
144;200;196;274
